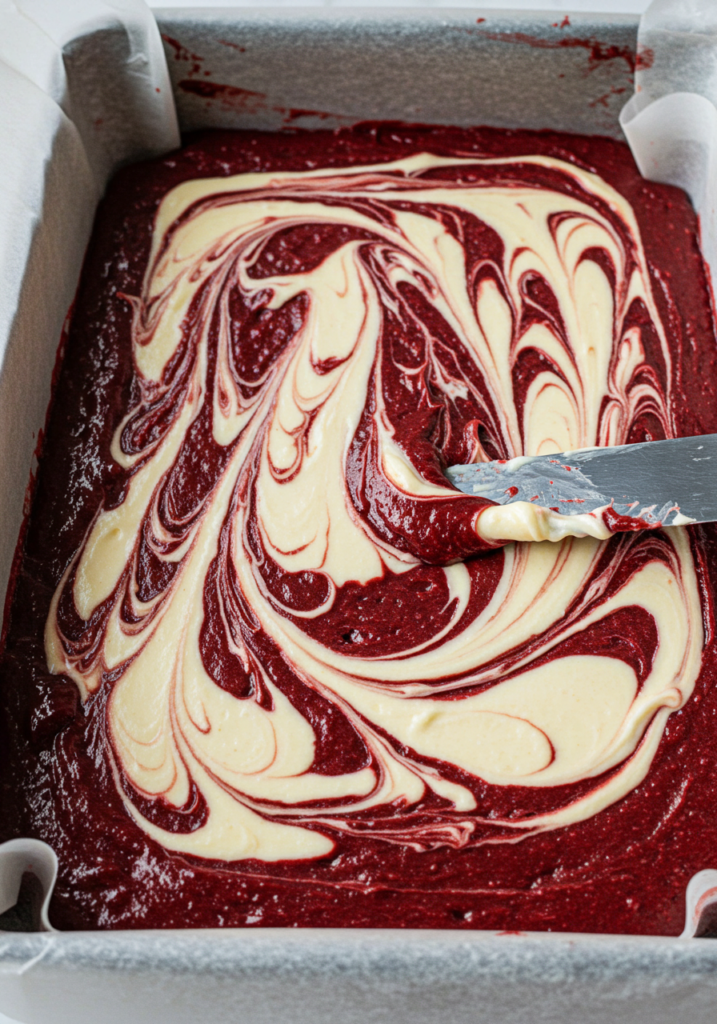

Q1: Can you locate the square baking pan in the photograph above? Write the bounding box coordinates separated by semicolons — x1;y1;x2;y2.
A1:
2;7;717;1024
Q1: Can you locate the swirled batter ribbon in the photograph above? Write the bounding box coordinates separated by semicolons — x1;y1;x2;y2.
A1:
45;153;704;862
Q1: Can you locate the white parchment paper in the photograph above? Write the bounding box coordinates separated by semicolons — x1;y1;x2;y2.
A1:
0;0;179;186
0;0;179;689
621;0;717;271
0;841;56;933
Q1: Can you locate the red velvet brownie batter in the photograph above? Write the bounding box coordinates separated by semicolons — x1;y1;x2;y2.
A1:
2;124;717;934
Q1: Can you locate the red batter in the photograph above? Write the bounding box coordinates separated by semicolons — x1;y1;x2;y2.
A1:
1;124;717;934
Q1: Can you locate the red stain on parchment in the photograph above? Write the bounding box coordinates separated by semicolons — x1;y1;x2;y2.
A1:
177;79;345;126
219;39;247;53
283;107;334;122
165;31;341;125
161;34;204;77
178;80;266;113
474;29;642;74
161;34;201;63
635;44;655;70
590;84;627;109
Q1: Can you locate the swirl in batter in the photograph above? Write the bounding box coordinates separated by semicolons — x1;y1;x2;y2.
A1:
45;153;704;862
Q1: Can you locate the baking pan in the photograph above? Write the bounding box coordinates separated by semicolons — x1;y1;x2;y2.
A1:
2;7;717;1023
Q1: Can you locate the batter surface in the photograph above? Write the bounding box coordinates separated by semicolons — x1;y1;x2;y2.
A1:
2;124;717;933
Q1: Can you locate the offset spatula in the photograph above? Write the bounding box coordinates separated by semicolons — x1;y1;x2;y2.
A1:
446;434;717;531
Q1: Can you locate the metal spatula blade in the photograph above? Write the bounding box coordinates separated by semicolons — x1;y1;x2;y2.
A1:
446;434;717;530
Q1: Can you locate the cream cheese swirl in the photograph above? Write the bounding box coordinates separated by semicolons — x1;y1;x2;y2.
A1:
45;153;704;862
